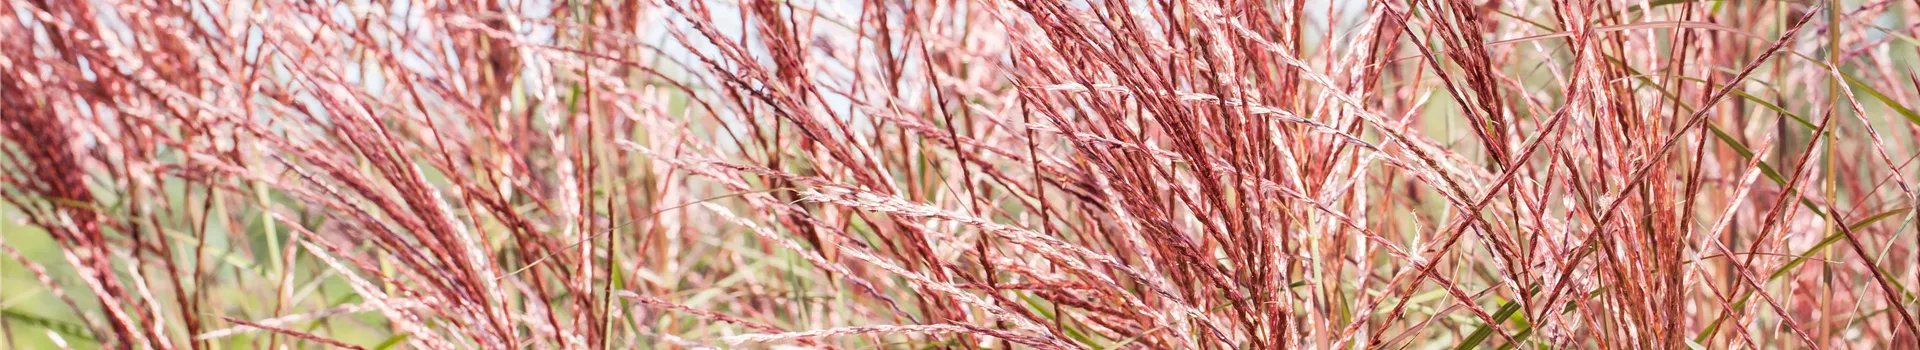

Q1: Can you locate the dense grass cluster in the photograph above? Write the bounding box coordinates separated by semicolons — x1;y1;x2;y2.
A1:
5;0;1920;348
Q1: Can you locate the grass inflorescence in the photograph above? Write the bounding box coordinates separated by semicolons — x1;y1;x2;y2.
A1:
5;0;1920;348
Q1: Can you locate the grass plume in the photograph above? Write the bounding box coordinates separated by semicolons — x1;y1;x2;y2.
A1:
5;0;1920;348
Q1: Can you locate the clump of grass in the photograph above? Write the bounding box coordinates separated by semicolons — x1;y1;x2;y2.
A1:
4;0;1920;348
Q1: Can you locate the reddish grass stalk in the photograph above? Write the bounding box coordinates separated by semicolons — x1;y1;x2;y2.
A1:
6;0;1920;348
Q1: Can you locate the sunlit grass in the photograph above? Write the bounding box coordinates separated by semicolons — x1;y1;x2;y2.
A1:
5;0;1920;348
